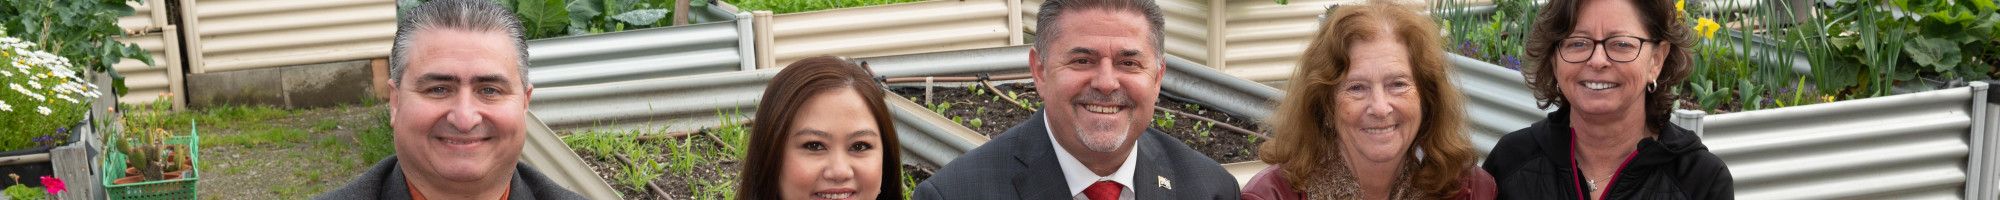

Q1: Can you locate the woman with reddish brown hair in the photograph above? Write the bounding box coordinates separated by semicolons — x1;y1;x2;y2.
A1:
737;56;903;200
1241;1;1494;200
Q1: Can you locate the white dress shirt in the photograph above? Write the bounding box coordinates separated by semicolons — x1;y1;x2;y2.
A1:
1044;115;1139;200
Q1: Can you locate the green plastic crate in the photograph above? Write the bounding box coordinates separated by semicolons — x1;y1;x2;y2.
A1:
101;121;200;200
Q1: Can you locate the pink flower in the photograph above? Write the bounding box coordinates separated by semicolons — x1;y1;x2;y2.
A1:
39;175;64;195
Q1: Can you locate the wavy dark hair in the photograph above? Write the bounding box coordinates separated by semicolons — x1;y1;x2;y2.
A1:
737;56;901;200
1521;0;1693;125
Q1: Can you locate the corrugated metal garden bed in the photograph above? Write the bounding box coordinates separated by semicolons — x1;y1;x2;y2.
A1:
886;82;1269;164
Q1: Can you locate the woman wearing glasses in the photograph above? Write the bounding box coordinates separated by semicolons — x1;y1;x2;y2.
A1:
1481;0;1733;199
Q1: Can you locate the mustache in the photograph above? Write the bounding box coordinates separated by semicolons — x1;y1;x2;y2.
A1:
1071;89;1133;106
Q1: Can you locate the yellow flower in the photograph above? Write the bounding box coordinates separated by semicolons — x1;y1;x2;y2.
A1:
1677;0;1686;13
1822;95;1835;103
1694;18;1720;39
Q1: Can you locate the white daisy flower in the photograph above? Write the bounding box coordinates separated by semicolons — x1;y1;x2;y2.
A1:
0;100;11;111
35;106;50;115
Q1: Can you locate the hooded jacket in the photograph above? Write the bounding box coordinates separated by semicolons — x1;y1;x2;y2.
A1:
1481;108;1734;199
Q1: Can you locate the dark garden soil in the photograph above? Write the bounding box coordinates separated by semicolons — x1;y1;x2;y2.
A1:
570;131;945;200
889;82;1268;164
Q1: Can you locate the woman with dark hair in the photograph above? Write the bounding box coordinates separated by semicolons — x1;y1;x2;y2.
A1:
1240;2;1494;199
737;56;902;200
1482;0;1732;199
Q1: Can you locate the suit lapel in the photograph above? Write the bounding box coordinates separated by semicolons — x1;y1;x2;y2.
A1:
1012;112;1072;199
1134;129;1173;199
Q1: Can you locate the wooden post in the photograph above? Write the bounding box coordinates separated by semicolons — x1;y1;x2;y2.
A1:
371;58;390;101
674;0;691;25
53;143;99;200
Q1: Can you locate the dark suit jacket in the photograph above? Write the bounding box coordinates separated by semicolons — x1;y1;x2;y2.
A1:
913;111;1241;199
314;156;588;200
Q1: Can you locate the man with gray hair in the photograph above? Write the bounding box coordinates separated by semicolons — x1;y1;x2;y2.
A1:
318;0;583;199
914;0;1239;199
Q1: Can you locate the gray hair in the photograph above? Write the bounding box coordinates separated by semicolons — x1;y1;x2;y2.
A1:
1033;0;1166;64
389;0;531;88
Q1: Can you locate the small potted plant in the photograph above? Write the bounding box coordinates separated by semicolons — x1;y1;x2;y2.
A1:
1;174;65;200
111;127;191;184
100;96;199;199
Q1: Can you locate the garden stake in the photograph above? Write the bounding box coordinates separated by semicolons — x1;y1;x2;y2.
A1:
981;80;1037;112
1154;105;1268;141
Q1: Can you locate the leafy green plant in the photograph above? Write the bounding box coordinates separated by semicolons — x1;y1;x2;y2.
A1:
927;101;953;114
1435;0;1535;70
2;182;46;200
968;117;984;130
1003;91;1039;110
0;0;153;96
723;0;927;14
665;132;698;176
712;108;750;158
899;168;918;198
619;154;663;188
1814;0;1998;97
1152;109;1176;128
690;177;735;200
401;0;709;40
560;129;666;188
1194;121;1213;139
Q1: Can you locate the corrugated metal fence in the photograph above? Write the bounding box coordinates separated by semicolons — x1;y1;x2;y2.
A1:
526;10;756;131
1024;0;1434;83
1681;83;1995;199
180;0;397;74
526;12;755;88
763;0;1024;68
112;0;186;105
1447;54;1551;154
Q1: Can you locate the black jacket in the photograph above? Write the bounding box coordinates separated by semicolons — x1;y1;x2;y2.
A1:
314;156;588;200
1482;108;1733;199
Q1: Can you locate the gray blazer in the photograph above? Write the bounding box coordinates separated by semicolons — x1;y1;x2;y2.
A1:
913;111;1241;199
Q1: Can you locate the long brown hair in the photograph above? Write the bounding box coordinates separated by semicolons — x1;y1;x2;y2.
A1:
737;56;902;200
1257;1;1476;196
1521;0;1691;125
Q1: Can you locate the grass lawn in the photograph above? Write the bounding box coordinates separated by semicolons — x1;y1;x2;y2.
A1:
117;100;394;199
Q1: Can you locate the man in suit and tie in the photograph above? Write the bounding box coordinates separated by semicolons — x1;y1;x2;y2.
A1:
913;0;1240;199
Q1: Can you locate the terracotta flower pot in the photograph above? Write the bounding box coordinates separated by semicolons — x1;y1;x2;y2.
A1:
112;176;144;184
115;164;193;184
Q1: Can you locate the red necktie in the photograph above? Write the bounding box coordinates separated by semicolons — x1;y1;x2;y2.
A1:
1084;181;1124;200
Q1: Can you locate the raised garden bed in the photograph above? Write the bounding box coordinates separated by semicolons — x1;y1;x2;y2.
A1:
560;112;940;199
889;82;1269;164
562;123;743;199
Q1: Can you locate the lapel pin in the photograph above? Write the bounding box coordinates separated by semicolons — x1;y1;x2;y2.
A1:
1157;176;1172;190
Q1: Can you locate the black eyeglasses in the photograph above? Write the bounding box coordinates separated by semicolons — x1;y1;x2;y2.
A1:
1557;36;1658;63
